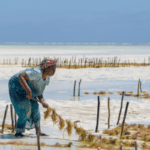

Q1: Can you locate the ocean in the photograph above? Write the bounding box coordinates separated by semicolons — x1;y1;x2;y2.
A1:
0;44;150;63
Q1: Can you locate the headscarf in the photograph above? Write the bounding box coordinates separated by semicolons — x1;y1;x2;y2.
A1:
38;58;58;70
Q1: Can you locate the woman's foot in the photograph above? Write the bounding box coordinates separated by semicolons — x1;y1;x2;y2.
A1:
36;125;48;136
15;133;25;137
39;132;48;136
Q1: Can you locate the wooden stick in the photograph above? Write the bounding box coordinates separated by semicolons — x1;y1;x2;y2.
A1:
31;98;41;103
95;96;100;132
84;61;86;68
73;80;76;97
120;143;122;150
140;80;142;92
1;105;8;133
69;60;71;69
108;97;110;129
117;91;125;125
10;104;15;133
137;79;140;96
37;130;41;150
22;59;24;66
120;102;129;136
14;111;17;129
135;141;137;150
78;79;82;97
98;60;100;68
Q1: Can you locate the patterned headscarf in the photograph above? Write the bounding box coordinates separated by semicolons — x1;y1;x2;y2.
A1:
39;58;58;70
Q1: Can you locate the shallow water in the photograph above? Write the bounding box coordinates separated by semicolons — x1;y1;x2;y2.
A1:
0;44;150;63
1;77;149;104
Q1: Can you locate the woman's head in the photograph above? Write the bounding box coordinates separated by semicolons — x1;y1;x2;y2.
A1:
39;58;57;76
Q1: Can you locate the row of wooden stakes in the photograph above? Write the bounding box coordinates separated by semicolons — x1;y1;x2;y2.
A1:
0;104;17;134
73;79;82;97
2;56;150;69
0;104;41;150
95;92;129;136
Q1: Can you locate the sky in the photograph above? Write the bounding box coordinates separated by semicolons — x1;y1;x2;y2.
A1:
0;0;150;44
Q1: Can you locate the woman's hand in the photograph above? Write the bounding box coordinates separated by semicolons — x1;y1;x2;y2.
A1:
41;102;49;108
38;95;49;108
26;92;32;100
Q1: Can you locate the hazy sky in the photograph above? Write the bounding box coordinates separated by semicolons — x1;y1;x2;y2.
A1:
0;0;150;43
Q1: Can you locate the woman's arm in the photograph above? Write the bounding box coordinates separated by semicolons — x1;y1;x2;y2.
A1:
38;95;44;103
38;95;49;108
18;72;32;99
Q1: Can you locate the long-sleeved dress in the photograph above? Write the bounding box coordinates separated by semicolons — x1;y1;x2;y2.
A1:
8;67;50;134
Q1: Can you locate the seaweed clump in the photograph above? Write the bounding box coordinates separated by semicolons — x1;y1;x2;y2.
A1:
51;109;58;124
44;107;52;120
84;92;89;95
58;116;65;131
66;120;73;136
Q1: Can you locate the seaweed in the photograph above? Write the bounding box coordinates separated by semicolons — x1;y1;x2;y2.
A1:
44;107;52;120
65;120;73;136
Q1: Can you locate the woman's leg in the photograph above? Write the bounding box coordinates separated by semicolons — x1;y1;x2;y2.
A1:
16;107;31;134
10;96;31;134
8;77;31;134
30;100;47;136
30;100;40;128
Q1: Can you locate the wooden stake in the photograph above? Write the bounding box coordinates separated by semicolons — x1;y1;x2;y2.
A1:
1;105;8;133
120;143;122;150
17;57;18;65
37;130;41;150
22;59;23;66
98;60;100;68
118;59;120;67
84;61;86;68
108;97;110;129
14;111;17;129
117;91;125;125
28;57;31;66
137;79;140;96
73;80;76;96
135;141;137;150
78;79;82;97
10;104;15;133
95;96;100;132
69;60;71;69
120;102;129;136
140;80;142;92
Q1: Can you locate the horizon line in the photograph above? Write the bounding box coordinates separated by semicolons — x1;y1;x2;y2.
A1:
0;42;150;46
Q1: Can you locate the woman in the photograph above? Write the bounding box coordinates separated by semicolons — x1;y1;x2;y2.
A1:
8;58;57;137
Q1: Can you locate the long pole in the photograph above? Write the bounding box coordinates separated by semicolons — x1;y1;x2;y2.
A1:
78;79;82;97
37;130;41;150
73;80;76;97
14;111;17;129
95;96;100;132
137;79;140;96
120;102;129;136
10;104;15;133
108;97;110;129
117;91;125;125
120;143;122;150
1;105;8;133
135;141;137;150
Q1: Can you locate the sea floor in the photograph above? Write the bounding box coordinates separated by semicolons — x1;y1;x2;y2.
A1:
0;65;150;149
